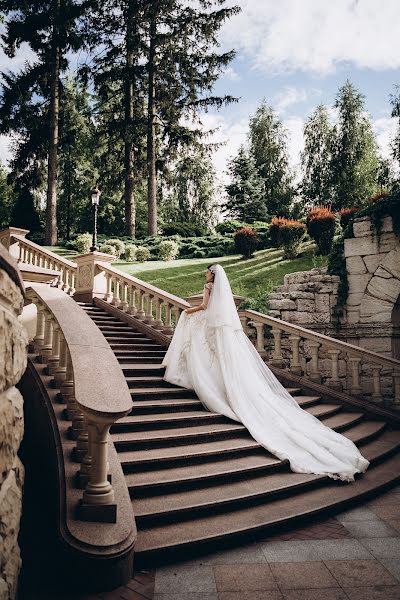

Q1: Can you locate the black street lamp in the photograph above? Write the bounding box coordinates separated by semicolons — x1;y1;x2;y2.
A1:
90;185;101;252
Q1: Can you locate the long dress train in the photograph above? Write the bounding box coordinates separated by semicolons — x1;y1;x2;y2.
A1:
162;278;370;483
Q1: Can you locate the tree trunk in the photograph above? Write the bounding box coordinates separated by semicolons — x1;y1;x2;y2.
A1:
124;8;136;238
45;0;60;246
66;155;72;240
147;14;157;236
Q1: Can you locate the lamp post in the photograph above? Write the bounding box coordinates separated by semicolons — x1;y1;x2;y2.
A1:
90;185;101;252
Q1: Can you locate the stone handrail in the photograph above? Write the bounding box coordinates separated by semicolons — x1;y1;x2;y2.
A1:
96;262;191;334
239;308;400;406
25;282;133;522
0;227;77;292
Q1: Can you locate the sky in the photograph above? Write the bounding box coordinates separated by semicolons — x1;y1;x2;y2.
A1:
1;0;400;185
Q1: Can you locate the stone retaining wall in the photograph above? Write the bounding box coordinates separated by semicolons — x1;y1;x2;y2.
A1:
0;247;27;599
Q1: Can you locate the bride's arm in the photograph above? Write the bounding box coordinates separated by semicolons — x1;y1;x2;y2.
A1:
185;285;211;314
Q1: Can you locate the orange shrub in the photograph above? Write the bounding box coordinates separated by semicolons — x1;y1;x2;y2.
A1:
306;205;336;255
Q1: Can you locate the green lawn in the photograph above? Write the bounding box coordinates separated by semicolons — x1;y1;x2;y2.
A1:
46;243;326;300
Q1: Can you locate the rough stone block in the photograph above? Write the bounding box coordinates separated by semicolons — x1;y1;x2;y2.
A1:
269;299;296;310
377;232;398;253
347;309;360;324
363;253;387;273
346;256;367;274
367;276;400;303
374;266;392;279
344;236;379;257
348;273;372;296
315;294;330;313
353;219;372;237
382;247;400;278
289;291;314;300
0;309;28;394
281;311;314;324
0;388;24;487
296;299;315;312
359;295;393;323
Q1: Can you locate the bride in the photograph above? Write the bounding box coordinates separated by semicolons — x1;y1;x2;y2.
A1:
162;263;370;482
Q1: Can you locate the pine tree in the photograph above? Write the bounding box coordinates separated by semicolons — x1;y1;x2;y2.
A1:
0;162;15;229
0;0;91;244
390;85;400;182
223;145;266;222
330;80;380;209
248;101;294;217
301;105;333;204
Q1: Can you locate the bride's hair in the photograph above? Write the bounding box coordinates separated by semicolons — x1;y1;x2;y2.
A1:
207;264;216;280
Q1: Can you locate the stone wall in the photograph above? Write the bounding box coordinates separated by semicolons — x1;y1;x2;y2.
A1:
268;268;340;331
0;246;27;599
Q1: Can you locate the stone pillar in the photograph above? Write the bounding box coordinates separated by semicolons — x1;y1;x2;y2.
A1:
0;227;30;261
73;252;115;303
0;245;27;599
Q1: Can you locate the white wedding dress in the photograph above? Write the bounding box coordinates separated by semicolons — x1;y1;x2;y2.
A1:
162;264;370;482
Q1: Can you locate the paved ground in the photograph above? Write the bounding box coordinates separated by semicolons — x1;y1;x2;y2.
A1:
21;484;400;600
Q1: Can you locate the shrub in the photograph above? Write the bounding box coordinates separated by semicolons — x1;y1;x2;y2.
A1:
306;206;336;255
369;191;390;203
162;221;207;237
192;249;206;258
159;239;180;261
269;217;305;259
135;246;151;262
99;243;117;256
124;244;137;262
233;226;259;258
105;238;125;258
75;232;92;254
215;219;246;235
340;207;359;230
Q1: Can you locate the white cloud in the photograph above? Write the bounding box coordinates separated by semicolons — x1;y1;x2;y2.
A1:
222;66;241;82
373;116;397;160
274;86;322;114
0;42;36;80
0;135;13;169
221;0;400;75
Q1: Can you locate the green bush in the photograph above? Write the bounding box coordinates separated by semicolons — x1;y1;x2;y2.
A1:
124;244;137;262
233;227;259;258
162;221;207;237
75;232;92;254
215;220;246;235
269;217;305;259
192;249;206;258
158;239;180;261
135;246;151;262
99;243;117;256
105;238;125;258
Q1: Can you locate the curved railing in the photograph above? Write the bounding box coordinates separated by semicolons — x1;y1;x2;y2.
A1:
25;283;133;526
239;309;400;406
95;262;191;335
0;227;77;292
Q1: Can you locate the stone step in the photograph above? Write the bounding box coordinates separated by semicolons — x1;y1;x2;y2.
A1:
134;450;400;563
130;386;197;400
117;356;165;364
122;364;167;376
109;341;162;349
131;398;205;415
118;420;386;473
125;376;180;389
112;410;229;432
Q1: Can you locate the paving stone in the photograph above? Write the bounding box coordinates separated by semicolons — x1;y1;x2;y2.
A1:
323;559;398;587
378;558;400;583
342;520;399;538
196;543;267;564
343;586;400;600
336;507;382;523
153;594;218;600
365;492;400;507
218;592;283;600
154;565;216;594
268;518;351;541
260;539;372;562
368;505;400;521
386;520;400;533
360;538;400;559
281;590;349;600
213;564;278;591
269;561;339;589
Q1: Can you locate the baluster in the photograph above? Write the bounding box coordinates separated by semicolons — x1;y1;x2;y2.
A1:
77;423;93;488
172;305;182;328
120;281;129;311
289;334;302;375
54;333;68;386
308;341;321;383
154;297;164;328
40;310;54;362
163;302;174;334
371;365;383;402
104;272;113;302
135;289;146;319
239;314;250;336
112;277;121;306
60;350;77;420
58;265;65;289
144;293;154;324
79;419;116;520
128;286;137;315
18;243;23;263
249;321;266;356
69;270;76;295
33;304;46;352
270;328;284;367
327;348;342;391
47;321;61;375
348;356;362;396
72;412;88;458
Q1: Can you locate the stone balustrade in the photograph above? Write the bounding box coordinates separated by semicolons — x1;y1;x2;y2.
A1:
25;283;133;522
239;308;400;407
0;227;77;292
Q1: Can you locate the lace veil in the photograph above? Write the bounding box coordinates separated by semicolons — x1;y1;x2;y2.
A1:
206;264;242;331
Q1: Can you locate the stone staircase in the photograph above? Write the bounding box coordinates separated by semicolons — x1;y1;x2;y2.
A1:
80;302;400;566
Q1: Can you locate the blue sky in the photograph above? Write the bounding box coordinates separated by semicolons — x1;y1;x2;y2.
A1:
1;0;399;184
